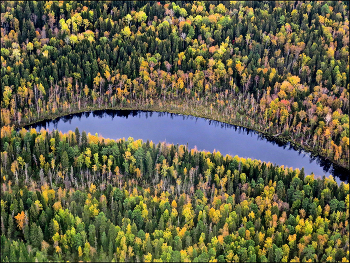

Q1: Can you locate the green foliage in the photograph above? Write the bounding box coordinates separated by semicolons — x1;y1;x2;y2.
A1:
0;127;349;262
0;1;348;170
1;1;350;261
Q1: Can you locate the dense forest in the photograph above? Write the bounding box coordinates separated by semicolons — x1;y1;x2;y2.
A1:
0;126;349;262
1;1;349;262
1;1;349;168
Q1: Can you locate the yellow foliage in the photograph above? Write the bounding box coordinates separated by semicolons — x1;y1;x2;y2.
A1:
89;183;97;194
14;211;26;230
144;253;152;262
264;237;273;249
53;201;62;211
87;133;99;144
55;245;62;254
178;227;187;239
78;246;83;257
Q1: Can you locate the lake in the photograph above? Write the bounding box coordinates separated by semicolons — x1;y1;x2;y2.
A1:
26;110;349;184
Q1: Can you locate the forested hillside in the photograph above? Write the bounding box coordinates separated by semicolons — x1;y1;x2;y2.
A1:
1;1;349;168
1;126;349;262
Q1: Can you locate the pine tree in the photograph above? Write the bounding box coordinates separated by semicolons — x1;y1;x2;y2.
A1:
75;127;81;145
7;216;14;239
82;131;88;149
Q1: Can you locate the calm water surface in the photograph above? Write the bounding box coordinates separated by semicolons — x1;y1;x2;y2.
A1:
27;110;348;184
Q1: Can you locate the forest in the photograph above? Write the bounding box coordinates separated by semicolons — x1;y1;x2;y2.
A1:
1;1;350;262
1;1;349;169
0;126;349;262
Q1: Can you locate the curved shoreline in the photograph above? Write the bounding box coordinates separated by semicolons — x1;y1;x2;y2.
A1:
11;103;349;174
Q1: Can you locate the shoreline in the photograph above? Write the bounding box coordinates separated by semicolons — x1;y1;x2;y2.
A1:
9;103;349;173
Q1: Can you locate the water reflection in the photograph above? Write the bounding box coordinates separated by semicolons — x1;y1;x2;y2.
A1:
25;110;349;183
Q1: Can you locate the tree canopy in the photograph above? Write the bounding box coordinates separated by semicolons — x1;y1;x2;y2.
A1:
0;1;349;169
0;126;349;262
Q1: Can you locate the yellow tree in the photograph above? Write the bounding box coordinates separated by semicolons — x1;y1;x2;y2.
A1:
14;211;26;230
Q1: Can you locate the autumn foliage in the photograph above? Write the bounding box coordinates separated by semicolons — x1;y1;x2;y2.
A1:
0;1;349;169
0;127;349;262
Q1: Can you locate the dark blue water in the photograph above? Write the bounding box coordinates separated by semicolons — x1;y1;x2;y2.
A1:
26;110;348;183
